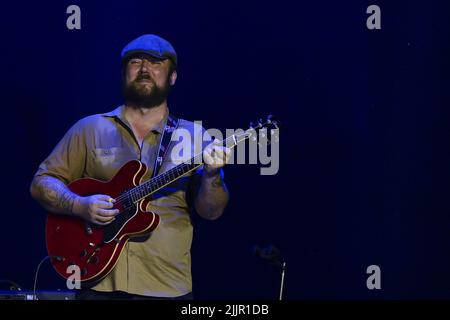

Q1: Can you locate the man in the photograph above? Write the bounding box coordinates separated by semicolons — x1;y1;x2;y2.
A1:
30;34;231;299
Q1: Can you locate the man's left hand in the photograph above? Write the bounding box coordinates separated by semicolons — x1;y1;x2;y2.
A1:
203;138;232;174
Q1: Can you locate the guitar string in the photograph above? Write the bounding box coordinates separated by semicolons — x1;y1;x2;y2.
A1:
126;133;249;202
112;127;274;207
114;122;277;206
113;126;277;207
113;152;203;205
113;135;236;205
112;134;245;206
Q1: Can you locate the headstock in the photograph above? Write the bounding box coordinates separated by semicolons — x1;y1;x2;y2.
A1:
225;115;280;148
246;115;280;145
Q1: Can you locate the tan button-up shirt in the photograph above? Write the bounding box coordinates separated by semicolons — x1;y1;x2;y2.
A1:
34;105;208;297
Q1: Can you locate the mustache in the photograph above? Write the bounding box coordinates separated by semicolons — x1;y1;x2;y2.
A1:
134;74;153;82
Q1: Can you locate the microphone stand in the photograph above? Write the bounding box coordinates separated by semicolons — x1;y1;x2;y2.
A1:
253;244;286;300
279;262;286;300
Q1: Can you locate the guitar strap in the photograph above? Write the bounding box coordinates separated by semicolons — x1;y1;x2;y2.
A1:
151;114;179;178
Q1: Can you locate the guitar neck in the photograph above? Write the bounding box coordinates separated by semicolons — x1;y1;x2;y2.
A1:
127;133;248;203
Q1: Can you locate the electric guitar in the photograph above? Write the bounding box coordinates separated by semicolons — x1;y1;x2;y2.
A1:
45;115;279;283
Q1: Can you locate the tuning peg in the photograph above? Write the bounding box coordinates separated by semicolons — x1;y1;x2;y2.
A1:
267;115;279;128
259;126;268;138
273;135;279;143
270;128;280;143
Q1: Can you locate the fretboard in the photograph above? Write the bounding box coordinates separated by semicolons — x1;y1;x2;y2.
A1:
126;132;248;204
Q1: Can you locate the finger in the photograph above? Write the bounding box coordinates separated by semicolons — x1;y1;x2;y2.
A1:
97;208;120;217
211;142;227;156
212;149;225;165
224;147;232;163
92;218;115;226
97;201;115;209
91;220;107;226
95;214;116;223
203;150;215;165
94;216;115;223
212;147;224;158
206;139;222;151
98;194;116;203
213;146;228;159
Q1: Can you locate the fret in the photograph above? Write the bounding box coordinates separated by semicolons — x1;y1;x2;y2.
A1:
123;193;131;209
130;134;250;203
135;189;140;201
120;117;277;207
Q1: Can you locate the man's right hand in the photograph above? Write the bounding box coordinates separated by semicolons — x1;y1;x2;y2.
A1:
73;194;120;225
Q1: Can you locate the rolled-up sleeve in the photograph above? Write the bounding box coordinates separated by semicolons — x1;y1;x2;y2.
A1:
34;120;87;184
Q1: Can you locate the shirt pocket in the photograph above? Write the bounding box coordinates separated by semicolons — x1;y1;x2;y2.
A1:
91;147;127;178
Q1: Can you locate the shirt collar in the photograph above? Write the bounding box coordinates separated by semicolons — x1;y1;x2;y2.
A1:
102;105;168;134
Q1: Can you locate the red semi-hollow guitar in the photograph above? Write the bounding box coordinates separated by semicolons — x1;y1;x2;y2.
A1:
45;116;278;283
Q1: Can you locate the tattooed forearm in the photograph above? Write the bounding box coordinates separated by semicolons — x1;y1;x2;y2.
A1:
40;178;76;212
211;173;225;189
194;170;229;220
31;176;78;215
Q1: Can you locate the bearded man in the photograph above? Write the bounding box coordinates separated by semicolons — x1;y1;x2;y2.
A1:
30;34;230;300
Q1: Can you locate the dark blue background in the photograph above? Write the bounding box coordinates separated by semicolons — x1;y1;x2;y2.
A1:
1;0;450;299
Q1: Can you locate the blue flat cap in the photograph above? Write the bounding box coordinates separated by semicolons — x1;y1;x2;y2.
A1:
121;34;177;67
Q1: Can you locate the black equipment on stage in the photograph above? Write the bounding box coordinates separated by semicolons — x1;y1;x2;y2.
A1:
0;290;76;300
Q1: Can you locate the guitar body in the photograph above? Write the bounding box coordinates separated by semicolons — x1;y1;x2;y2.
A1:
45;160;160;284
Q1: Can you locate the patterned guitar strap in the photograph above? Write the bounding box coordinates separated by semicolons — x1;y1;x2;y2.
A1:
151;114;179;178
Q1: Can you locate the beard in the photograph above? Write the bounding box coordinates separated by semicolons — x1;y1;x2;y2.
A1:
122;74;171;109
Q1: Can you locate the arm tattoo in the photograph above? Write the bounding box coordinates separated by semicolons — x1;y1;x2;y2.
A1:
37;177;76;214
210;173;225;189
195;172;229;220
